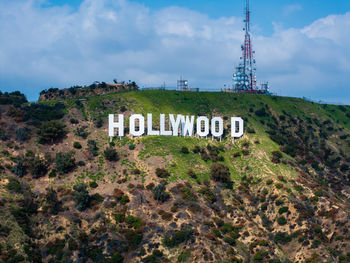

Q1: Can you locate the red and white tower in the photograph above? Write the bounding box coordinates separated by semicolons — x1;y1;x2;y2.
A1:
233;0;269;94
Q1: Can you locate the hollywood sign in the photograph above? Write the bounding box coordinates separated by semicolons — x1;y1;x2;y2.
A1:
108;114;244;140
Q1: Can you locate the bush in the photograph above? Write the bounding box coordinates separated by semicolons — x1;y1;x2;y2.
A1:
55;152;76;174
104;147;119;162
210;163;230;183
94;118;103;128
273;232;292;244
111;252;124;263
75;126;89;139
129;144;135;150
89;181;98;188
45;188;61;215
278;206;289;214
163;226;193;247
277;216;287;225
192;146;201;153
73;183;90;211
155;168;170;178
73;141;82;149
37;120;66;144
48;169;57;178
70;118;78;124
87;140;99;156
16;127;31;142
11;156;27;177
6;177;22;193
152;182;170;202
181;146;189;154
29;156;48;178
271;151;283;164
125;215;143;229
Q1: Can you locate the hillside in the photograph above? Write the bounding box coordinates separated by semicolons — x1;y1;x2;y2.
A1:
0;89;350;263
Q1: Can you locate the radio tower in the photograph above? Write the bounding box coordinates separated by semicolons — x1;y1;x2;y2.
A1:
232;0;269;94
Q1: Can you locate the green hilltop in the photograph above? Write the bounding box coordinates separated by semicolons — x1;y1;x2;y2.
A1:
0;89;350;262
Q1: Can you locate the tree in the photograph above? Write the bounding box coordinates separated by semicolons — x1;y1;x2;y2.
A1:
87;140;99;156
73;183;90;211
37;120;66;144
16;127;31;142
55;152;76;174
11;156;27;177
104;147;119;162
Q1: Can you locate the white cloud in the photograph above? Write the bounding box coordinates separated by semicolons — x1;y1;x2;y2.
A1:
0;0;349;104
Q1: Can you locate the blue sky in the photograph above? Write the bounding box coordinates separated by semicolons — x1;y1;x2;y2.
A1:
1;0;350;103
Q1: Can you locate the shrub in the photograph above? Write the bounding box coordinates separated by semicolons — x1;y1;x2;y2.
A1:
125;215;143;229
16;127;31;142
73;142;82;149
73;183;90;211
275;183;283;189
45;188;61;215
155;168;170;178
192;146;201;153
6;177;22;193
37;120;66;144
94;118;103;128
55;152;76;174
210;163;230;183
11;156;27;177
111;252;124;263
277;216;287;225
104;147;119;162
129;144;135;150
278;206;289;215
87;140;99;156
89;181;98;188
29;156;48;178
187;169;197;179
273;232;292;244
48;169;57;178
70;118;79;124
152;182;170;202
181;146;189;154
75;126;89;139
163;226;193;247
266;179;273;185
271;151;283;164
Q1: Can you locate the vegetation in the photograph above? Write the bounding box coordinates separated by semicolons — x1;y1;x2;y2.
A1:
37;120;66;144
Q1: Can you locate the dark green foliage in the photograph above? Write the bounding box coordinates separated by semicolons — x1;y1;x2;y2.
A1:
73;183;90;211
73;141;82;149
89;181;98;188
210;163;230;183
75;126;89;139
87;140;99;156
11;156;27;177
70;118;79;124
45;188;62;215
155;168;170;178
274;232;292;244
0;129;8;141
125;229;142;248
199;187;217;203
16;127;31;142
192;145;201;153
143;250;164;263
95;117;103;128
29;156;48;178
129;144;135;150
55;151;76;174
48;169;57;178
152;182;170;202
278;207;289;214
163;226;194;247
6;177;22;193
271;151;283;164
125;215;143;229
104;147;119;161
37;120;66;144
24;102;65;122
181;146;189;154
253;251;268;261
0;91;27;106
277;216;287;225
111;252;124;263
255;108;268;117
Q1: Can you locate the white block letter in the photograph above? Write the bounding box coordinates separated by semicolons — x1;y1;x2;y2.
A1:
211;117;223;137
170;114;184;136
130;114;145;137
147;113;160;136
109;114;124;137
183;116;195;137
160;114;172;136
231;117;244;138
196;116;209;137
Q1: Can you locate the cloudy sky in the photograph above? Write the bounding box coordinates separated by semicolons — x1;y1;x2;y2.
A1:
1;0;350;103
